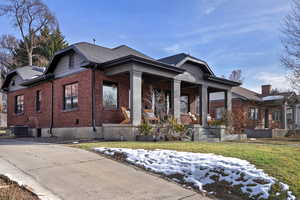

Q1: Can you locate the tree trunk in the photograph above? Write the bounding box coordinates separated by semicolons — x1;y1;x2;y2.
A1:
28;49;33;66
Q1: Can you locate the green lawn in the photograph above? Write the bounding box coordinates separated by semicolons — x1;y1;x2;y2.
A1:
73;141;300;198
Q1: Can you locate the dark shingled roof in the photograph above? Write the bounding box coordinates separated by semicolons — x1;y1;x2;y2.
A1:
158;53;189;65
1;66;45;91
232;86;262;101
46;42;155;73
158;53;215;75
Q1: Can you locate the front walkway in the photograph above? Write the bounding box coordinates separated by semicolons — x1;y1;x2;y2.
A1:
0;139;210;200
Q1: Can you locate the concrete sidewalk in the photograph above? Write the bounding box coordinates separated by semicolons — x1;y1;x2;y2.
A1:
0;139;211;200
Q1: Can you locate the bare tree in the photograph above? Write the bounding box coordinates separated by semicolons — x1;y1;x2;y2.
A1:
281;0;300;92
228;69;243;83
0;34;19;69
0;0;57;66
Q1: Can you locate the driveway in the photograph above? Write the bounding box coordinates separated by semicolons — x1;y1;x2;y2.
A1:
0;139;210;200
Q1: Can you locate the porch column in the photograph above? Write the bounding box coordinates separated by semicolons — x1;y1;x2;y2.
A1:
282;102;287;129
224;89;232;113
225;89;232;128
130;70;142;126
171;79;181;122
199;84;208;127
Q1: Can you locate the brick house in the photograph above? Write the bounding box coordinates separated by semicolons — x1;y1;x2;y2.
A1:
210;84;298;132
2;42;240;140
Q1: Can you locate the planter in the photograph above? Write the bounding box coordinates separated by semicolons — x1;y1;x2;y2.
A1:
136;135;160;142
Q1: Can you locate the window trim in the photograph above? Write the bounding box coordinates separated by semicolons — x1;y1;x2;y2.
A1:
63;82;79;111
15;94;24;114
102;80;119;110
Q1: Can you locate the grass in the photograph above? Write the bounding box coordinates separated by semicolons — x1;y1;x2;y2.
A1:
73;141;300;198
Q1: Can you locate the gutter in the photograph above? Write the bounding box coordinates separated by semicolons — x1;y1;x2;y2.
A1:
204;74;241;86
50;80;54;136
91;65;96;132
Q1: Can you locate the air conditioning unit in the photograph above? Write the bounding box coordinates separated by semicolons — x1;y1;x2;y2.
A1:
10;126;29;137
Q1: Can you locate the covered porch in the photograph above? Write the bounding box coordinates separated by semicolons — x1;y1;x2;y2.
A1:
103;64;233;125
99;55;240;141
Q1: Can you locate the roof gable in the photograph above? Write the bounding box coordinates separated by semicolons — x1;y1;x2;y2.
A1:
158;53;214;75
45;42;154;74
1;66;44;91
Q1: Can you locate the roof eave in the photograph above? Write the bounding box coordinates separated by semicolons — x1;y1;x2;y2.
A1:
204;75;241;87
101;55;185;74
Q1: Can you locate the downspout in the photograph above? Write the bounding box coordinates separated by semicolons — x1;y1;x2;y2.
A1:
50;80;54;136
92;65;96;132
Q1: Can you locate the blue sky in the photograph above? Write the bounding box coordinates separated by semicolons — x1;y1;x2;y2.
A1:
0;0;292;92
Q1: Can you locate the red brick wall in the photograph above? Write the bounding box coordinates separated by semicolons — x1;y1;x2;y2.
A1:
7;69;93;128
94;71;130;125
210;99;262;129
52;69;93;128
7;82;52;128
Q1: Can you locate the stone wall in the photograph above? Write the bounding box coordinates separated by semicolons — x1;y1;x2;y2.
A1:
245;129;272;138
245;129;288;138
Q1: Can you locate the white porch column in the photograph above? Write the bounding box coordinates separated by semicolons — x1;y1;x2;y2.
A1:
171;79;181;122
224;89;232;113
282;102;287;129
199;84;208;127
130;70;142;126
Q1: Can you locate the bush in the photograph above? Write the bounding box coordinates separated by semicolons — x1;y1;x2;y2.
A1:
138;122;153;136
164;116;186;141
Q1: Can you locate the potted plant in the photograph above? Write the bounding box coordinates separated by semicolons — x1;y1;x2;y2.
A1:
136;121;156;141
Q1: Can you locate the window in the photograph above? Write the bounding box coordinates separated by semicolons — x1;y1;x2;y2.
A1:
15;95;24;114
69;53;75;69
103;81;118;109
215;107;225;120
272;110;281;121
63;83;78;110
287;108;293;121
35;90;41;112
249;107;259;120
180;95;189;113
195;96;200;114
165;91;171;115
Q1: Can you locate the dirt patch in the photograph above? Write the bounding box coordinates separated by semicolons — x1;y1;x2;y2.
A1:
0;175;39;200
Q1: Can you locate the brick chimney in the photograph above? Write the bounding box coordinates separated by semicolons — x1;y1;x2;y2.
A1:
261;85;271;96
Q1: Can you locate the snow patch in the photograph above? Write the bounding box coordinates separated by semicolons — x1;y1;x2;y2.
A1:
95;148;296;200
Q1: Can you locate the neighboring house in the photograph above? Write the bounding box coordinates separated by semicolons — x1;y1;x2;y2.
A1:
210;84;298;131
0;68;8;128
2;42;239;139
